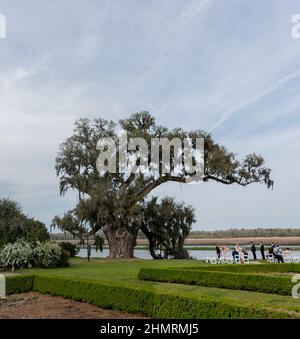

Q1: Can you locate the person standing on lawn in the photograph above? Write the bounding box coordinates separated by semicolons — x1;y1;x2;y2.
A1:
260;243;265;260
274;244;284;263
216;245;221;259
250;242;257;260
87;244;92;262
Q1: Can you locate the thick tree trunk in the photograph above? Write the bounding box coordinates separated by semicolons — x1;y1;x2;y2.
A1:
104;227;138;259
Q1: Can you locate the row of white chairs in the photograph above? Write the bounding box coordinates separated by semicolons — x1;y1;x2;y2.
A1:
205;255;249;265
267;253;300;263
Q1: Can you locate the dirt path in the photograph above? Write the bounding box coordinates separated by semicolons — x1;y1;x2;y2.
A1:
0;292;147;319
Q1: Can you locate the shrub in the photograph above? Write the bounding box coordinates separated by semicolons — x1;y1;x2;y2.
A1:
138;268;294;296
0;198;49;248
58;249;70;267
32;275;298;319
0;239;34;271
34;242;69;268
182;263;300;274
3;273;299;318
59;242;79;257
5;275;34;295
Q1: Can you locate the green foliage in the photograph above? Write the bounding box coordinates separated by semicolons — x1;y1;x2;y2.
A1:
0;198;24;247
8;259;300;318
0;239;34;271
59;242;79;257
138;267;295;296
24;218;49;244
54;112;273;258
94;235;104;252
141;197;195;259
0;198;49;248
31;275;295;319
58;249;71;268
5;275;34;295
51;212;87;241
186;263;300;273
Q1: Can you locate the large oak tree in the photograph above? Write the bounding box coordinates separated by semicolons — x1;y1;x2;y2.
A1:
55;112;273;258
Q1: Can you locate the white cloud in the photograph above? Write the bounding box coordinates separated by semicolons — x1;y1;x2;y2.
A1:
210;68;300;132
180;0;212;23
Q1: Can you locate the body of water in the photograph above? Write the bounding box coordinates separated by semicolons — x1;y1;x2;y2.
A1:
78;248;300;260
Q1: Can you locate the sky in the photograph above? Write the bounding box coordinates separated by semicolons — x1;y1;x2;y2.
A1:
0;0;299;230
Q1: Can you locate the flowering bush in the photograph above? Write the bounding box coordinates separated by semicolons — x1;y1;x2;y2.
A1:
0;240;69;271
0;239;34;271
33;242;68;268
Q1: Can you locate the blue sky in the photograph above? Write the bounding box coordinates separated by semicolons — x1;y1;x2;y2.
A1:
0;0;299;230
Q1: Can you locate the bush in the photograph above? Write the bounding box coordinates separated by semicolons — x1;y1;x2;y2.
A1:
182;263;300;274
138;268;294;296
5;275;34;295
59;242;79;257
58;249;70;267
0;239;34;271
34;242;69;268
0;198;49;248
3;273;299;318
32;275;297;319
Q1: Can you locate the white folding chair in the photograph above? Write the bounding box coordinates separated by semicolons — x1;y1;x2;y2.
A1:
284;254;292;263
234;255;240;264
219;257;228;264
243;255;250;264
206;257;218;264
267;254;274;262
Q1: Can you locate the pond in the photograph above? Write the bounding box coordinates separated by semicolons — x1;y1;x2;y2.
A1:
78;247;300;260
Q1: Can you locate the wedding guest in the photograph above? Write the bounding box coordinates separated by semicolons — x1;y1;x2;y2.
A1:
250;242;257;260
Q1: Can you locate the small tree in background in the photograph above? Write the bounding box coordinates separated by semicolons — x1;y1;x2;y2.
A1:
0;198;49;248
141;197;195;259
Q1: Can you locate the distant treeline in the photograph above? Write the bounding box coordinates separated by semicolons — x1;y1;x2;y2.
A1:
188;228;300;238
50;232;76;241
52;228;300;241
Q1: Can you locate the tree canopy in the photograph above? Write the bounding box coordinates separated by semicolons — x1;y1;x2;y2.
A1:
141;197;196;259
0;198;49;247
55;112;273;258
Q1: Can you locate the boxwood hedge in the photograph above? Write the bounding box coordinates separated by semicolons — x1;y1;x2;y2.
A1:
181;263;300;274
31;275;297;319
138;268;294;296
5;275;34;295
3;273;299;319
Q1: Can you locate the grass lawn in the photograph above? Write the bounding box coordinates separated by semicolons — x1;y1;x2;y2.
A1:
20;258;300;317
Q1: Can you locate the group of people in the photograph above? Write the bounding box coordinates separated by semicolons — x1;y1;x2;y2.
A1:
216;242;288;263
216;244;249;263
269;242;289;263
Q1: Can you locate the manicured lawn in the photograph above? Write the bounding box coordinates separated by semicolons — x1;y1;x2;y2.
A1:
20;258;300;317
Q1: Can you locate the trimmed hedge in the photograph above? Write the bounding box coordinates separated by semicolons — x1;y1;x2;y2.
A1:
3;273;300;319
5;275;34;295
31;275;297;319
180;263;300;274
138;268;294;296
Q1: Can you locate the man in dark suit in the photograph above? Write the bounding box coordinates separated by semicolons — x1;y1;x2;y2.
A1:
250;242;257;260
260;243;265;260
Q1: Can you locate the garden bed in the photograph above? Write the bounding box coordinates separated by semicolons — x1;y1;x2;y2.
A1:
3;272;300;319
0;292;146;319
